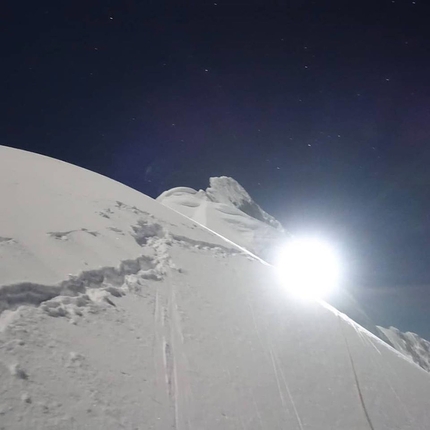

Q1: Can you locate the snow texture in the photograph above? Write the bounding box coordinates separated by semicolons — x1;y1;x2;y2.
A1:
1;145;430;429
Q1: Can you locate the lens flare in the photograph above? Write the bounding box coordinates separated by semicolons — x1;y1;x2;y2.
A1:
275;237;340;300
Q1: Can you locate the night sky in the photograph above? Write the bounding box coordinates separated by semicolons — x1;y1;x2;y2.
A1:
3;0;430;338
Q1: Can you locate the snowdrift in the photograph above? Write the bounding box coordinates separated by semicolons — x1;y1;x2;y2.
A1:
1;145;430;429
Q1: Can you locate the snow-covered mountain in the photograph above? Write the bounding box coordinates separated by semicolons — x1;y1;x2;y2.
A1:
2;145;430;429
378;326;430;372
157;177;286;262
159;178;430;373
202;176;283;231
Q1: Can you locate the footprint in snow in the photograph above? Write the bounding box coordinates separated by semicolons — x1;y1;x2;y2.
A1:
48;229;99;240
9;363;28;380
0;237;15;244
107;227;125;235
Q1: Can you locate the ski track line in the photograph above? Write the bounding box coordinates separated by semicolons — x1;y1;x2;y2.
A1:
338;316;375;430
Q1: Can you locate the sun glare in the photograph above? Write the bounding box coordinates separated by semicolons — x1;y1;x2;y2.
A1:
275;237;340;300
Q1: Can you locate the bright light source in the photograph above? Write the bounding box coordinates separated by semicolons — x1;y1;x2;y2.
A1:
275;237;340;300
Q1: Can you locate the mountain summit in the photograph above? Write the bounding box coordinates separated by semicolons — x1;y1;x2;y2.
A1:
157;177;285;262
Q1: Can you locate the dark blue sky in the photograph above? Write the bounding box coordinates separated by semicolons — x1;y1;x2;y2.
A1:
2;0;430;338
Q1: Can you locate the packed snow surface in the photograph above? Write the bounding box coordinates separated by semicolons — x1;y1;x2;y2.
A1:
1;145;430;429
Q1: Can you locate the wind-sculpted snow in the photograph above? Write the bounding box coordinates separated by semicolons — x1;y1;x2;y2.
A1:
378;326;430;372
157;178;283;232
206;176;284;231
157;180;286;262
1;146;430;429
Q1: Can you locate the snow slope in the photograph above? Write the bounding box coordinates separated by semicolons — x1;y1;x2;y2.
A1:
158;177;430;369
157;179;395;343
1;145;430;429
157;178;286;262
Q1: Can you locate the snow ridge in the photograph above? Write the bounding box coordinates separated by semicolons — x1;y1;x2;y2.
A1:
157;177;286;262
378;326;430;372
206;177;284;231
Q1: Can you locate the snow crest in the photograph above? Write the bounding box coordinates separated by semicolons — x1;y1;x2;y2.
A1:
157;177;286;262
206;177;284;231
